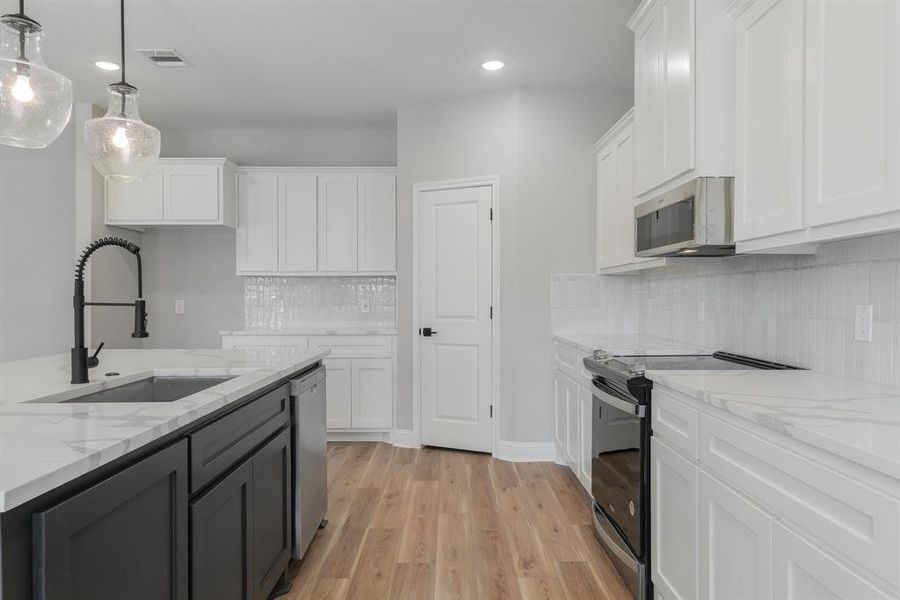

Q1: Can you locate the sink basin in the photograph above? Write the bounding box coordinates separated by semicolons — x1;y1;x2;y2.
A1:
62;376;236;403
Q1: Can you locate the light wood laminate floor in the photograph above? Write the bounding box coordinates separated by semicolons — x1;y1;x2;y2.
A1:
285;442;631;600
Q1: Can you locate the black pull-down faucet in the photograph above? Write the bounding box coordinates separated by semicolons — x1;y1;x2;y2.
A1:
71;237;148;384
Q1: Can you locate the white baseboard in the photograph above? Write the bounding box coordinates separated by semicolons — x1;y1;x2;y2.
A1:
327;431;391;443
494;440;559;462
390;429;420;448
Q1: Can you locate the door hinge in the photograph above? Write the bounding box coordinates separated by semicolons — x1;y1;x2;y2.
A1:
490;404;493;418
489;208;493;221
490;306;493;320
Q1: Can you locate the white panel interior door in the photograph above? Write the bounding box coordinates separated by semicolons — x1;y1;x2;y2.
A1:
107;166;164;221
236;172;278;273
278;173;317;272
357;174;397;272
163;164;220;221
324;359;352;429
418;184;492;453
804;0;900;227
317;174;358;271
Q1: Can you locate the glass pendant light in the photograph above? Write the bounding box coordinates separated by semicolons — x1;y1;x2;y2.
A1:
84;0;159;182
0;0;73;149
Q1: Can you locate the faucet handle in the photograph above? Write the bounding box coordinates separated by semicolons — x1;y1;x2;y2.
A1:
88;342;104;369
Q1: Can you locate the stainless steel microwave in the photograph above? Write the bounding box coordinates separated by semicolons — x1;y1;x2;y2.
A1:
634;177;735;257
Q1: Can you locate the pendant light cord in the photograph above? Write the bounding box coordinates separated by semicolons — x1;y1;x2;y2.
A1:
16;0;26;61
119;0;126;84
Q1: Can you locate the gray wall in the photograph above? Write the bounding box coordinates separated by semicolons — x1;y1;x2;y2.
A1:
140;127;397;349
0;121;76;362
396;86;631;442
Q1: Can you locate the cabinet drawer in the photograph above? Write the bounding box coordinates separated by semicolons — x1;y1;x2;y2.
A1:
699;414;900;590
553;341;585;380
190;384;290;493
652;388;699;460
311;336;393;358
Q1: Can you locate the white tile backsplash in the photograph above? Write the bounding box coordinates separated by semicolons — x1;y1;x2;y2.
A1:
551;231;900;387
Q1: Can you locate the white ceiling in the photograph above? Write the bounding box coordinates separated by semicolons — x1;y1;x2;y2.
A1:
4;0;638;130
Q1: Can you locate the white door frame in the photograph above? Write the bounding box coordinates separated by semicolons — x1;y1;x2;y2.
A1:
411;176;500;455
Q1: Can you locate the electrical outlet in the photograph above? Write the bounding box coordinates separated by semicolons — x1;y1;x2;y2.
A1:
174;299;185;314
854;304;873;342
360;301;370;314
697;300;705;323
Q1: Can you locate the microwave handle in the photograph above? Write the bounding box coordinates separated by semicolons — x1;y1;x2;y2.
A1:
592;383;646;418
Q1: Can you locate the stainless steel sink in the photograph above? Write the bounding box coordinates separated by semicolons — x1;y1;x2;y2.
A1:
62;376;235;403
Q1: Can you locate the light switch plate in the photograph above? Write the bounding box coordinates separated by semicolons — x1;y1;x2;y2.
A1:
174;299;185;314
854;304;873;342
360;301;370;314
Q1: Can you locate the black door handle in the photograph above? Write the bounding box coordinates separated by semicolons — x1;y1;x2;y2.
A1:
420;327;437;337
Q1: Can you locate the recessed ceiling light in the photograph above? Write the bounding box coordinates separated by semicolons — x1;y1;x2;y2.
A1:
94;61;120;71
481;60;505;71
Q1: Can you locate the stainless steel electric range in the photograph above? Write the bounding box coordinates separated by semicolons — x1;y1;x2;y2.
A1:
582;350;798;600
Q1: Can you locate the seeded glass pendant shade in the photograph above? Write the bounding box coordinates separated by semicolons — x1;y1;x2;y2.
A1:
0;3;73;149
84;0;159;181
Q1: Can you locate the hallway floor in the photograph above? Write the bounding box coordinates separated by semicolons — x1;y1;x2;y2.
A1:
285;442;630;600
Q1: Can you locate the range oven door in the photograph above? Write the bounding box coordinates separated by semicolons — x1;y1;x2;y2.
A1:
591;380;646;558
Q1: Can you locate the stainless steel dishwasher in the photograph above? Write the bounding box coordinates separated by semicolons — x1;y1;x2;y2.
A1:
290;365;328;560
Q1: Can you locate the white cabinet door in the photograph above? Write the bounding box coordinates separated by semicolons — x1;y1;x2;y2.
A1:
278;173;317;273
554;372;567;456
324;358;352;429
699;472;773;600
597;115;643;271
804;0;900;228
565;379;578;468
773;522;892;600
106;166;164;222
350;358;393;429
659;0;695;183
634;2;665;195
577;386;592;492
733;0;804;242
236;171;278;274
317;174;358;271
357;174;396;272
163;163;220;222
651;436;699;600
596;143;618;268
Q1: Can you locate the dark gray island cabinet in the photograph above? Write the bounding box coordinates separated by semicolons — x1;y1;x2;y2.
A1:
1;376;303;600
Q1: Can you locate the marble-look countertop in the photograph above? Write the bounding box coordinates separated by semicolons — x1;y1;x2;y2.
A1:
220;329;397;336
0;348;328;512
553;332;713;356
646;369;900;480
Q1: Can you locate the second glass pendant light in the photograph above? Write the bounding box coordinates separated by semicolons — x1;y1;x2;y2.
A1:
85;0;159;181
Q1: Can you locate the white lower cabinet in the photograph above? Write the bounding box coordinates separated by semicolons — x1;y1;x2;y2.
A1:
651;436;698;600
652;383;899;600
350;359;393;429
699;471;773;600
323;359;352;429
773;522;892;600
552;345;593;494
577;386;592;490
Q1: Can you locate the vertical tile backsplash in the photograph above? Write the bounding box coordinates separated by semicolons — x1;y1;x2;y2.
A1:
243;276;397;331
551;231;900;387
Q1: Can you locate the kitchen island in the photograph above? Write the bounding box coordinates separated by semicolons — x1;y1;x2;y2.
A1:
0;348;328;600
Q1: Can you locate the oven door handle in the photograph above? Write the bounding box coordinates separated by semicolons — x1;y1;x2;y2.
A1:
593;383;646;418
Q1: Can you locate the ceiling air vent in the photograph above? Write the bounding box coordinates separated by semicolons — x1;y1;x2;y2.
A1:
135;49;189;68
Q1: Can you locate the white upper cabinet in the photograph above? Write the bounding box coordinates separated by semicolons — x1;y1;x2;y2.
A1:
106;158;236;227
357;174;397;272
236;169;396;275
278;173;318;273
236;171;279;274
803;0;900;229
629;0;735;198
732;0;805;243
731;0;900;251
595;110;667;274
317;174;359;272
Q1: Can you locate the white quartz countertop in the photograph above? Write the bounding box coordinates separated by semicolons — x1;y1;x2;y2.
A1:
553;332;713;356
220;329;397;336
646;369;900;480
0;348;328;512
